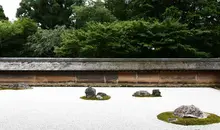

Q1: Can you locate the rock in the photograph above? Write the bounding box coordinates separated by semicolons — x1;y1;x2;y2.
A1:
173;105;207;119
85;87;96;98
132;90;151;97
96;95;103;100
152;89;161;97
168;118;178;123
97;92;107;97
8;83;31;89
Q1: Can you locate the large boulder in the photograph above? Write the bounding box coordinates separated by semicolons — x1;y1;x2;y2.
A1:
8;83;31;89
132;90;151;97
173;105;207;119
85;87;96;98
152;89;161;97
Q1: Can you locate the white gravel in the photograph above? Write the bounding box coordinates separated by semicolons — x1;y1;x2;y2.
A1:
0;87;219;130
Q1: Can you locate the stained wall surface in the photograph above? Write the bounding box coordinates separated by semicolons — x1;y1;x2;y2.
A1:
0;71;219;84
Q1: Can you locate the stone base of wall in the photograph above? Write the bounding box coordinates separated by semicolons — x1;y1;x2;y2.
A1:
0;71;220;86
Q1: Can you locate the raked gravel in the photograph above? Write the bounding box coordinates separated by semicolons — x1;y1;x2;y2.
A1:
0;87;219;130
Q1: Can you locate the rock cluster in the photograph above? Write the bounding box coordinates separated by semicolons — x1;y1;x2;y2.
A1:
173;105;207;119
132;90;151;97
97;92;107;97
85;87;109;100
133;89;161;97
152;89;161;97
96;95;103;100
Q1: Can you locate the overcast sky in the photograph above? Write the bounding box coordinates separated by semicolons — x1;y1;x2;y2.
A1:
0;0;21;21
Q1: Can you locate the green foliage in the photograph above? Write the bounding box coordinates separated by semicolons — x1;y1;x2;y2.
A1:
157;112;220;125
72;0;117;28
0;5;8;21
56;20;211;58
16;0;85;29
0;18;37;56
26;26;66;57
0;0;217;57
127;0;154;20
105;0;220;29
179;0;220;29
162;6;182;21
104;0;129;20
157;0;220;29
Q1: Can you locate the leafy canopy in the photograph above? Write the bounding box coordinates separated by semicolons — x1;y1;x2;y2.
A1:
17;0;85;29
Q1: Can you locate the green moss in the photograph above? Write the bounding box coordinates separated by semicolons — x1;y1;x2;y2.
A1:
132;95;161;98
80;95;111;100
157;112;220;126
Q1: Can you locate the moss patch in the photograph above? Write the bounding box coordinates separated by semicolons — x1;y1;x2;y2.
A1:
133;95;161;98
80;95;111;100
157;112;220;126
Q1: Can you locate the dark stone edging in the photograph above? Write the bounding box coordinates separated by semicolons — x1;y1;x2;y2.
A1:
1;58;220;62
1;83;220;89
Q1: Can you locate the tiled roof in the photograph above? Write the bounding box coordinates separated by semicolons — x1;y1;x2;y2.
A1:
0;58;219;71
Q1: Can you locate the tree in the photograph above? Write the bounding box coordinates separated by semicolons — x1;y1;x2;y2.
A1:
0;5;8;20
127;0;153;20
7;0;220;58
106;0;179;21
71;0;117;28
105;0;220;29
0;18;37;56
159;0;220;29
162;6;182;21
56;20;211;58
183;0;220;29
104;0;129;20
26;26;66;57
16;0;85;29
150;20;211;58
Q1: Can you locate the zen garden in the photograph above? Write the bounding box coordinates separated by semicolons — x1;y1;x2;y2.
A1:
0;0;220;130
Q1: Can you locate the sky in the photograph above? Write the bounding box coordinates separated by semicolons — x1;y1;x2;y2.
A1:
0;0;21;21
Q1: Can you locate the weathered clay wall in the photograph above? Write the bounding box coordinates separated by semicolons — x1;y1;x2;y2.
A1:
1;58;220;85
0;71;220;84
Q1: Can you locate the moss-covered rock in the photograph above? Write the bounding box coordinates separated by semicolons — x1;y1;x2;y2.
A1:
157;112;220;125
133;89;162;98
80;95;111;100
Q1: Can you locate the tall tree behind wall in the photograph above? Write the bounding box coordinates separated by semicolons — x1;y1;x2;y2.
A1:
104;0;129;20
161;0;220;29
0;5;8;20
0;18;37;56
16;0;85;29
72;0;117;28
